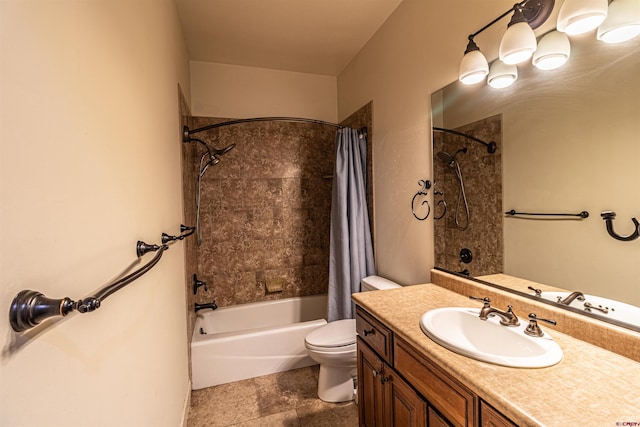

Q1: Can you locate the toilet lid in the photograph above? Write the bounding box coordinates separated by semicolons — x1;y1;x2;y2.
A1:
305;319;356;348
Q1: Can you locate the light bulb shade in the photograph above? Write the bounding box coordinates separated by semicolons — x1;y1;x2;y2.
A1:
597;0;640;43
459;49;489;85
499;21;538;64
533;31;571;70
557;0;608;35
488;61;518;88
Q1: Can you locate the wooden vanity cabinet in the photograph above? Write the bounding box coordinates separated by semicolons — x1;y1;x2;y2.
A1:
394;336;474;427
356;306;516;427
358;336;427;426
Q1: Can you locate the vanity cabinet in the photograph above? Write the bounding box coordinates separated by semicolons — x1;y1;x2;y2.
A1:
356;306;515;427
358;336;427;426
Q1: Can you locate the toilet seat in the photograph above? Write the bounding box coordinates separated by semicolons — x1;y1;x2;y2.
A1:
304;319;356;351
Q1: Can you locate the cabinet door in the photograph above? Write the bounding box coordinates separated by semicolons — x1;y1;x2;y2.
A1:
359;337;427;427
394;337;475;427
480;401;517;427
358;337;385;426
428;407;452;427
386;369;427;427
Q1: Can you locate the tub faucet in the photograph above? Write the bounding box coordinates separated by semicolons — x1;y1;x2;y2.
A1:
195;301;217;312
469;296;520;326
557;291;585;305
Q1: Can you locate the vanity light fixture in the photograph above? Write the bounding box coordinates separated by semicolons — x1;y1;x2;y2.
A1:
488;60;518;88
459;37;489;85
457;0;554;85
597;0;640;43
499;6;539;65
557;0;609;35
532;30;571;70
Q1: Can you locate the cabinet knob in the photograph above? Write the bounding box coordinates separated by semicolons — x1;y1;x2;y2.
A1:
363;329;374;336
380;376;390;384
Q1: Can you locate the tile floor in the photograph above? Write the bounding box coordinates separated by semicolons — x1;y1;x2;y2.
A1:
187;365;358;427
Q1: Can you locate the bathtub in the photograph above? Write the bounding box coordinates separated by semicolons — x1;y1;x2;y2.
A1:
191;294;328;389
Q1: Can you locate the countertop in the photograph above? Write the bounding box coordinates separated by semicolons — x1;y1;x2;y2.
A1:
352;283;640;427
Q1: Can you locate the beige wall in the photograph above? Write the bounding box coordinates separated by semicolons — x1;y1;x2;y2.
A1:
337;0;510;285
1;1;192;426
190;61;338;122
336;0;578;286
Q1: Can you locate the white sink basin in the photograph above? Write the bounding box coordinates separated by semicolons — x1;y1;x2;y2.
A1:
540;292;640;328
420;307;563;368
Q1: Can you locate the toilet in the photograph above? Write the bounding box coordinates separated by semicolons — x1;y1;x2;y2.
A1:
304;275;400;402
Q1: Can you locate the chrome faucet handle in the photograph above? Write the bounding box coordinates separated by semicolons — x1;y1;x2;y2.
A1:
524;313;557;337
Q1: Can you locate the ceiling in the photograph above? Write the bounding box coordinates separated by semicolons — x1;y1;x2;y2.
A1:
174;0;403;76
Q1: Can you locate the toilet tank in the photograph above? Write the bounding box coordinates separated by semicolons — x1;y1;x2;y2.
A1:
360;275;401;292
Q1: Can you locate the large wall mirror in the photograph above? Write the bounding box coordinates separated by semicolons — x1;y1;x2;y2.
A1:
431;32;640;332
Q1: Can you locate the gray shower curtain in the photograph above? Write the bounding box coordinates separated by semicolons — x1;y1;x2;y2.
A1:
328;128;375;322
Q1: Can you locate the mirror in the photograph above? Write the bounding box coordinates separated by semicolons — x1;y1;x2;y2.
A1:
431;32;640;332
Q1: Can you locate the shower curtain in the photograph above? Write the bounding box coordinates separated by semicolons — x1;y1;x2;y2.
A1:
328;128;375;322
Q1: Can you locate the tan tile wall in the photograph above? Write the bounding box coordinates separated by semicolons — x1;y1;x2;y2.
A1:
433;114;503;276
181;104;372;318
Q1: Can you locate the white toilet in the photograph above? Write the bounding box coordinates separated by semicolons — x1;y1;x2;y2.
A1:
304;275;400;402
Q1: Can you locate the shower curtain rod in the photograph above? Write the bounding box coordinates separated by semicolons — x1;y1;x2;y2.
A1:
183;117;367;140
433;126;497;154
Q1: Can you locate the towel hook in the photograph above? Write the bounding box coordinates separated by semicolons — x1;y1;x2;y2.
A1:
411;179;431;221
600;211;640;242
433;182;447;220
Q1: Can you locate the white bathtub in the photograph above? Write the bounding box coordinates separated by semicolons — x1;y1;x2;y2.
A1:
191;294;328;389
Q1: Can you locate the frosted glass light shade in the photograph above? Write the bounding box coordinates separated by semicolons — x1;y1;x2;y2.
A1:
488;61;518;88
533;31;571;70
557;0;608;35
597;0;640;43
459;49;489;85
499;21;538;65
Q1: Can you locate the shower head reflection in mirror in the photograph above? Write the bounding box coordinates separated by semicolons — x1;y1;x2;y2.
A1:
436;148;470;230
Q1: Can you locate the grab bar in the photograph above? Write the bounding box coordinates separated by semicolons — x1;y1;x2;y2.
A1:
505;209;589;219
8;225;194;333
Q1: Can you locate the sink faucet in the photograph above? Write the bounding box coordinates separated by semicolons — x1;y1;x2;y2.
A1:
469;296;520;326
557;291;585;305
525;313;557;337
195;301;217;312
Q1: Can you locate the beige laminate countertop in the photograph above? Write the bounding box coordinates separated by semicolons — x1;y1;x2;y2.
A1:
352;283;640;427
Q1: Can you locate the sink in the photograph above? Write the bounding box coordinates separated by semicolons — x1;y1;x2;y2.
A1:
419;307;563;368
540;292;640;328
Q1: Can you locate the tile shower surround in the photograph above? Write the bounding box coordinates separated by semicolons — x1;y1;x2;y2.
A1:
433;114;503;277
182;104;372;320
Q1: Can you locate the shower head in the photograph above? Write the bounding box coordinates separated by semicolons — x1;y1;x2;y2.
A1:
208;143;236;165
213;143;236;157
190;138;236;166
437;148;467;167
437;151;454;164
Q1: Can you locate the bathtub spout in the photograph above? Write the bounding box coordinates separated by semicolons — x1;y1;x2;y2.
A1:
195;301;217;312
